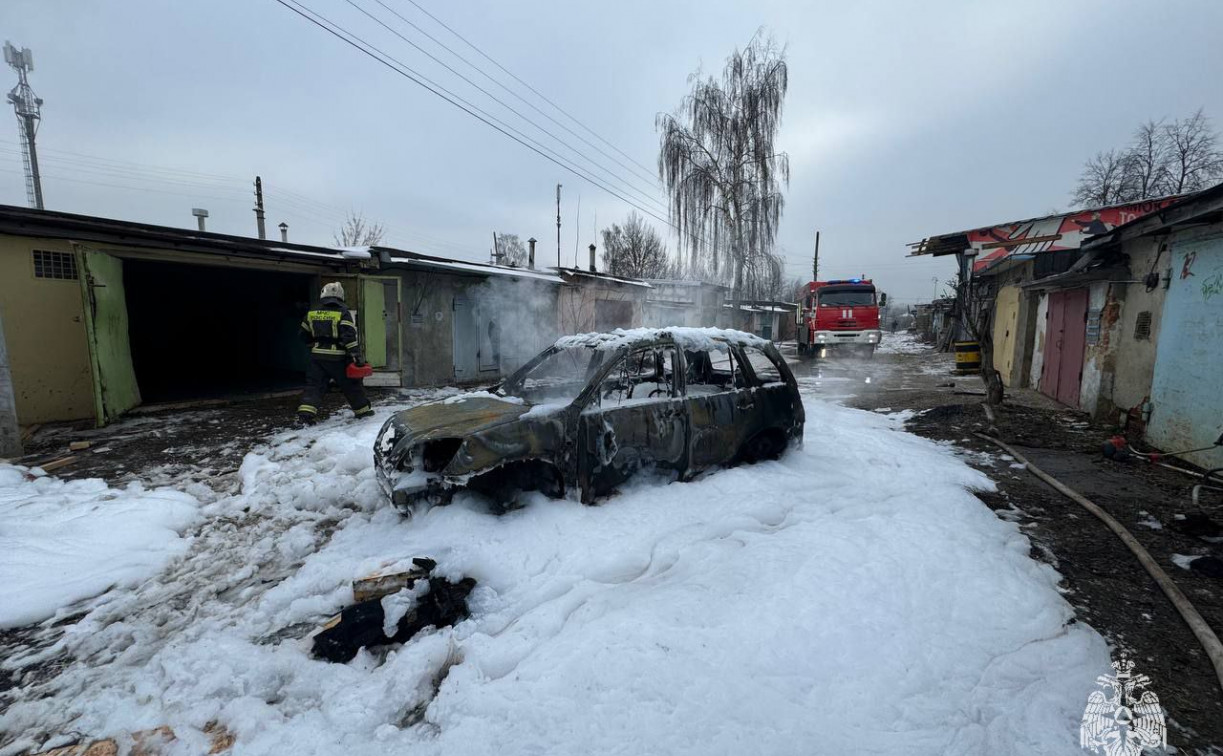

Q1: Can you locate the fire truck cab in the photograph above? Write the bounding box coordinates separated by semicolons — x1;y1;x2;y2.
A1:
796;279;882;357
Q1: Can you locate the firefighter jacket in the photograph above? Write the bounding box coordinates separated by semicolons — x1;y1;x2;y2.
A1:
300;297;361;362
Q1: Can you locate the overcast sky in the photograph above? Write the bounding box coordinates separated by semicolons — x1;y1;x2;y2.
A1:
3;0;1221;304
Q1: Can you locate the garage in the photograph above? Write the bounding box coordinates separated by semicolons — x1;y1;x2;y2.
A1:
122;259;313;403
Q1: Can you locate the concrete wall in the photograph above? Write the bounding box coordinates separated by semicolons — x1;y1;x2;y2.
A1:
1147;228;1223;468
558;281;644;335
1079;281;1121;418
0;236;95;424
1028;291;1049;389
399;270;559;387
1109;237;1170;420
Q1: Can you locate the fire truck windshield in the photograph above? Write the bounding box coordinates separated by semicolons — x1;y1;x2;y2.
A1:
818;288;875;307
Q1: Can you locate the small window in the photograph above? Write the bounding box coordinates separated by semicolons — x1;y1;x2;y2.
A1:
1134;311;1152;341
32;250;78;280
595;346;677;407
742;346;783;385
684;346;746;396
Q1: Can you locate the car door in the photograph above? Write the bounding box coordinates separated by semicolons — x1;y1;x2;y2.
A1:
576;344;688;500
683;343;755;470
740;343;804;440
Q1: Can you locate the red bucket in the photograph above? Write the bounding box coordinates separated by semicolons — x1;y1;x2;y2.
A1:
346;363;373;380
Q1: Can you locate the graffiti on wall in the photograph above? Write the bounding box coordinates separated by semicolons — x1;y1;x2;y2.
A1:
966;198;1181;272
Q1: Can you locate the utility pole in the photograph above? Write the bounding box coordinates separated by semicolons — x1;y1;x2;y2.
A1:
572;194;581;267
254;176;267;240
812;230;820;282
5;42;44;210
556;183;562;269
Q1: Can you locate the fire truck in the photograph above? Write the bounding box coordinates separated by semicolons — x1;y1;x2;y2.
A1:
796;278;882;357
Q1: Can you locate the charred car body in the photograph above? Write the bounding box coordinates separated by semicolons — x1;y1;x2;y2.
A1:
374;328;804;514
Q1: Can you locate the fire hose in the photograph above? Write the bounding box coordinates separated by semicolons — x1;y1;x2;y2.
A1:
974;432;1223;694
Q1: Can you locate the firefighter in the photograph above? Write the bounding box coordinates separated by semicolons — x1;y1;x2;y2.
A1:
296;282;373;424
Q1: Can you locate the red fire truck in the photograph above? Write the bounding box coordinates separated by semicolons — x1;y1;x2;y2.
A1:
796;278;882;357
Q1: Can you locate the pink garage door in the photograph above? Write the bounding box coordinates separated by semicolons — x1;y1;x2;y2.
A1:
1039;289;1088;407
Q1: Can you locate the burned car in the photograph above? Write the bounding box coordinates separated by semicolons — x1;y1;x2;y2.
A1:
374;327;804;515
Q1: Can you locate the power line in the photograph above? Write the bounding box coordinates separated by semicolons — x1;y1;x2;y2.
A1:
396;0;658;180
0;151;482;256
271;0;688;242
376;0;659;188
340;0;668;215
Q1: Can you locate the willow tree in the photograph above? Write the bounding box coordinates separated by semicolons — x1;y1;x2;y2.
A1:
657;33;789;303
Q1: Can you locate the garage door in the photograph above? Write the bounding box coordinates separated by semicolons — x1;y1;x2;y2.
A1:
1147;232;1223;467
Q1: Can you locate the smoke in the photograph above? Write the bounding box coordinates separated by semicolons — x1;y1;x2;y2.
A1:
466;275;561;374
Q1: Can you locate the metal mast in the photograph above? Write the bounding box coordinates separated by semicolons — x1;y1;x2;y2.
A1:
5;42;43;210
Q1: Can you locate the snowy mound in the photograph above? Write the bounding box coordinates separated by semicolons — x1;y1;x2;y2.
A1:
876;331;931;355
0;467;200;629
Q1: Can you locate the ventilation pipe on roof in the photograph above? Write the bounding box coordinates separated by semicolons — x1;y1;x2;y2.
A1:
588;243;596;273
528;237;536;269
279;222;289;243
191;207;208;232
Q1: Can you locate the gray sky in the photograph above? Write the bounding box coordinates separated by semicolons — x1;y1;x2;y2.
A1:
3;0;1221;305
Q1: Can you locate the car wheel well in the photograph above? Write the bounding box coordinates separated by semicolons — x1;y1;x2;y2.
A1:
737;427;789;464
467;459;565;509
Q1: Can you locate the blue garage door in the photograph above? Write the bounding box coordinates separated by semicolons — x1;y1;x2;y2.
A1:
1147;231;1223;468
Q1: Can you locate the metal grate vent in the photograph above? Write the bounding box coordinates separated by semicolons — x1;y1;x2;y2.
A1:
32;250;78;280
1134;311;1152;340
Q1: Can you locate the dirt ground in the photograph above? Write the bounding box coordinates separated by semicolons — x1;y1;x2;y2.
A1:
793;341;1223;754
13;389;442;487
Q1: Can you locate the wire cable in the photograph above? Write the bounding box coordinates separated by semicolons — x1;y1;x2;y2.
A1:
352;0;665;209
397;0;658;179
271;0;691;245
376;0;659;187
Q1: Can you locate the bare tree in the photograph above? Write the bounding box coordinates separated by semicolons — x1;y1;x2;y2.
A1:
334;211;386;247
657;32;790;302
601;212;673;279
1126;119;1169;199
494;233;528;266
1071;149;1132;207
1162;108;1223;194
1071;109;1223;206
741;250;785;300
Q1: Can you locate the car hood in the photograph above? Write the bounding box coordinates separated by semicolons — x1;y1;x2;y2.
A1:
391;395;530;442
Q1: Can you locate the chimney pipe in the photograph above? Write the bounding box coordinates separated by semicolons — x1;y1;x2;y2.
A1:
588;243;596;273
528;237;537;270
191;207;209;232
279;222;288;243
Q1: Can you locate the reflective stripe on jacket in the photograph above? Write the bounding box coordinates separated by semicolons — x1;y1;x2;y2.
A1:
300;297;359;359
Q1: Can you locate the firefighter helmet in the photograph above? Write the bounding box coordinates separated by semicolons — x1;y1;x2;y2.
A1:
321;282;345;301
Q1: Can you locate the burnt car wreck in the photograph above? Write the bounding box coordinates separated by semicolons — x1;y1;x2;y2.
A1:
374;327;804;515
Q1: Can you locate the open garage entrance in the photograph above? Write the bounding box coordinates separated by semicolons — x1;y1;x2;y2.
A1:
123;259;313;403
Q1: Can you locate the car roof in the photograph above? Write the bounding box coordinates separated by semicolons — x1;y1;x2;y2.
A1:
553;327;771;352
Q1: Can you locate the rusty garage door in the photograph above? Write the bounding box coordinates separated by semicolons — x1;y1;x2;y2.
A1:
1039;288;1088;407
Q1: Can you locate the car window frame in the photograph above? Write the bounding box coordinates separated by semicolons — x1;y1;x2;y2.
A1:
682;341;749;396
578;340;683;411
738;344;788;388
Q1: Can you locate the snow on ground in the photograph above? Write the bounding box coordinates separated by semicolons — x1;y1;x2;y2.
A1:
0;468;200;629
876;331;931;355
0;387;1110;756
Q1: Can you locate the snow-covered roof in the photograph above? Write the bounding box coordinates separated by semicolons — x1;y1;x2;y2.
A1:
336;246;373;259
387;256;563;284
643;278;730;289
553;268;653;288
554;326;768;352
